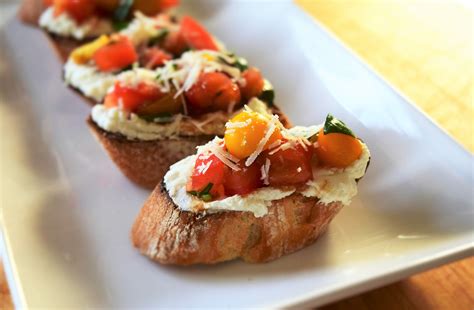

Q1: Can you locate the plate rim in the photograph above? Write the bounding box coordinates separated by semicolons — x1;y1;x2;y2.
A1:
1;2;473;309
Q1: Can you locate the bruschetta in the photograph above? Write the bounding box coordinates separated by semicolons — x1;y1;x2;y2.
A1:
88;51;285;189
64;14;224;102
131;108;370;265
18;0;180;60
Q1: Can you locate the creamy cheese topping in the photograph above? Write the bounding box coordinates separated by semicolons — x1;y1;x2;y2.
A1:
120;12;178;46
39;7;113;40
164;133;371;218
91;105;184;140
164;155;296;217
64;60;117;102
91;95;272;141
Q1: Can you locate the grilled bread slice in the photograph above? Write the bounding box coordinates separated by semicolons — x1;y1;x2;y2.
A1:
131;182;342;265
87;108;291;189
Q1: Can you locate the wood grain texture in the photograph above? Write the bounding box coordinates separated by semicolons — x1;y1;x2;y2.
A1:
1;0;473;308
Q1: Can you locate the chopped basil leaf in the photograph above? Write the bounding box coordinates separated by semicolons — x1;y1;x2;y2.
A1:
112;20;129;31
200;183;213;195
138;112;173;123
323;114;356;137
200;194;212;202
172;63;179;70
148;29;169;46
114;0;133;22
258;79;275;106
156;73;161;80
233;57;248;72
187;183;214;201
218;55;248;72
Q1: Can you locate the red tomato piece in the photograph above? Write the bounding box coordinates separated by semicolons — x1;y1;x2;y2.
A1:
240;67;264;100
186;153;227;198
93;36;137;72
180;16;218;51
53;0;96;23
43;0;54;6
224;162;262;196
266;143;313;187
103;82;163;112
185;72;241;113
162;30;188;56
160;0;180;10
140;47;172;69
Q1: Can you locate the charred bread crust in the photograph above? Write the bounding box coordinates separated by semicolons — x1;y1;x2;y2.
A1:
87;116;214;189
131;182;343;265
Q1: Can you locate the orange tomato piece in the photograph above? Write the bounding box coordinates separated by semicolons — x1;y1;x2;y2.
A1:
224;111;281;160
53;0;96;23
185;72;241;113
315;128;362;168
240;67;264;100
93;36;137;72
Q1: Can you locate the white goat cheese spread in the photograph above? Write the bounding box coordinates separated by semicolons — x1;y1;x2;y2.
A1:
91;105;183;140
64;60;117;102
120;12;177;46
164;132;370;218
39;7;113;40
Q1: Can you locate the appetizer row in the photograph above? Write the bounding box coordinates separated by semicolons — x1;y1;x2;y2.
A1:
19;0;371;265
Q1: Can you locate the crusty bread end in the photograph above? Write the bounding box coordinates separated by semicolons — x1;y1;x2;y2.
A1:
131;182;343;265
87;116;213;189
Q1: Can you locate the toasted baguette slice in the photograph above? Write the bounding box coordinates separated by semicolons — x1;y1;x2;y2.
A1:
18;0;85;62
87;107;291;189
131;182;343;265
87;117;213;189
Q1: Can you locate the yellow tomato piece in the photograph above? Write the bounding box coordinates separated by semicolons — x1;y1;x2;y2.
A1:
315;128;362;168
224;111;281;159
71;35;110;64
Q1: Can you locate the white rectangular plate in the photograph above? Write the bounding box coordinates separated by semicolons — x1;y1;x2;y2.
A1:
1;0;473;308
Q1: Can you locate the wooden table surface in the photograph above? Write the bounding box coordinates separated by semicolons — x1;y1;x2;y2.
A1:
1;0;473;309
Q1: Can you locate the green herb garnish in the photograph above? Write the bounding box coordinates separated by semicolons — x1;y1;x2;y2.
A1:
148;29;169;46
323;114;356;137
187;183;214;201
258;79;275;106
112;20;130;31
218;55;248;72
138;112;173;123
114;0;133;22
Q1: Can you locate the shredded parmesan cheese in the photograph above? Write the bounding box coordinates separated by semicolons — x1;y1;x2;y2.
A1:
245;115;279;167
260;158;271;185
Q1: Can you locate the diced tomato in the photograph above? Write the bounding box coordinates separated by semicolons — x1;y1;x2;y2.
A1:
140;47;172;69
162;30;188;56
186;153;226;199
133;0;179;15
53;0;96;23
240;67;264;100
160;0;180;10
265;143;313;186
43;0;54;6
95;0;118;13
180;16;218;51
104;82;163;112
224;162;262;196
185;72;241;113
93;36;137;72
